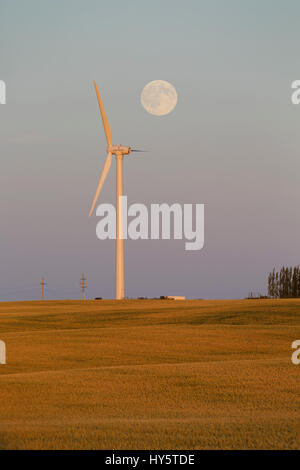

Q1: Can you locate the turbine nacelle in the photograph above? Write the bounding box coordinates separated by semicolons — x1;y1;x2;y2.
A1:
107;144;131;155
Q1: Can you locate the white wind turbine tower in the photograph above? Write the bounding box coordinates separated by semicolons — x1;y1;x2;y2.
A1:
89;81;145;300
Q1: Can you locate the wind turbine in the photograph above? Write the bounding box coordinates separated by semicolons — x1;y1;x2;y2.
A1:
89;81;144;300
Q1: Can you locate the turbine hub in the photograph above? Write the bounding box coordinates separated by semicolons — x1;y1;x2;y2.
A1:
107;145;131;155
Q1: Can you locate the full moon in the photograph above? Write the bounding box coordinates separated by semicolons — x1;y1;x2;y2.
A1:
141;80;178;116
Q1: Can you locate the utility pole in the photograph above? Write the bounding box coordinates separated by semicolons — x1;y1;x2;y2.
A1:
80;273;87;300
41;278;46;300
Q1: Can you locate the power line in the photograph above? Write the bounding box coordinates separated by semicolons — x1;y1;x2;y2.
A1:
80;273;87;300
40;277;47;300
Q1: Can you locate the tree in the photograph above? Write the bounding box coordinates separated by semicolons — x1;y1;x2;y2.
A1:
267;265;300;298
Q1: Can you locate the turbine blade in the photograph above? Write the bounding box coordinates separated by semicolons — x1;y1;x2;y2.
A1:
89;152;112;216
93;81;112;146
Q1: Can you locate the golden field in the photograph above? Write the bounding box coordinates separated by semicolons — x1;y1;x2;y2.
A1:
0;299;299;449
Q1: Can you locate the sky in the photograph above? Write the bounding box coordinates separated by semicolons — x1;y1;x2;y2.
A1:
0;0;300;300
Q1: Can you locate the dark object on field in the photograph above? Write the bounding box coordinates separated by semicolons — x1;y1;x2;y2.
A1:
94;297;103;300
246;292;269;299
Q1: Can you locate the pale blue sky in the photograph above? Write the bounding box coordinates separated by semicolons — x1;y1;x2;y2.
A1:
1;0;300;299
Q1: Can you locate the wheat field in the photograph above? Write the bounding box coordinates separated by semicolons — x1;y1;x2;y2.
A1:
0;299;299;449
